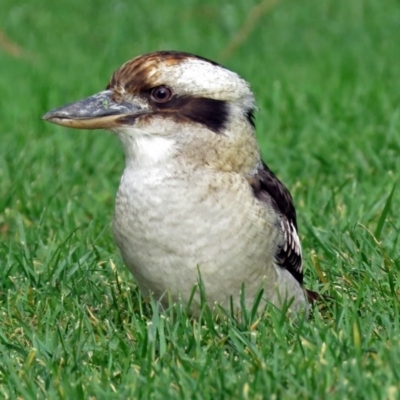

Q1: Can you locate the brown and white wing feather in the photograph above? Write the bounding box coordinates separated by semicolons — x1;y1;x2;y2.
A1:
249;161;303;284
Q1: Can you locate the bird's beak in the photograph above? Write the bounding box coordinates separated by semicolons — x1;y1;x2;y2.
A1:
42;90;144;129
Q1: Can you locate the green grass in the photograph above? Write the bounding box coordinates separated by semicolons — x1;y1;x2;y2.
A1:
1;0;400;398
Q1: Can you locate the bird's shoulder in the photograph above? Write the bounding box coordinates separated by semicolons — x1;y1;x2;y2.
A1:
247;161;303;284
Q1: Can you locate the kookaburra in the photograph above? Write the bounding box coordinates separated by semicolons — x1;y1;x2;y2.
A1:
43;51;310;315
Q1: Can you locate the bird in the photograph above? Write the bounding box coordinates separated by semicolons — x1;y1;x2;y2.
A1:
42;50;310;316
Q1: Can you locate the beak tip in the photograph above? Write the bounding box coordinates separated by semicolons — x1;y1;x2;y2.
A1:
42;110;71;125
42;109;60;122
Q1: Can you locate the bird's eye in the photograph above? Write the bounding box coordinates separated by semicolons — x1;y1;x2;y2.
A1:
151;86;172;103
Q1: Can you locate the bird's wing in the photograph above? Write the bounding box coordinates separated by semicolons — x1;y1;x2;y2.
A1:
248;161;303;284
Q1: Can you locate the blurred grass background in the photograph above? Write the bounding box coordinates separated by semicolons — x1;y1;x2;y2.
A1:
1;0;400;398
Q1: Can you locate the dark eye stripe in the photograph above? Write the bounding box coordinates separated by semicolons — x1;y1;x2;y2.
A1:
117;95;256;134
175;96;229;133
118;96;229;133
149;94;231;133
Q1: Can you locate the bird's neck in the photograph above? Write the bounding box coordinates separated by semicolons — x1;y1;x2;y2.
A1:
116;121;260;175
117;130;176;169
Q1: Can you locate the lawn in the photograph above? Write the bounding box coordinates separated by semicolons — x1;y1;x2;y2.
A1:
1;0;400;398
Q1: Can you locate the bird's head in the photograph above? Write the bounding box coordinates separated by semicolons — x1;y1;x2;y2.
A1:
43;51;260;172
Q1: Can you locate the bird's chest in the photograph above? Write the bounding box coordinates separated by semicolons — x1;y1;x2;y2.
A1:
114;167;245;253
114;167;213;248
113;165;279;300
